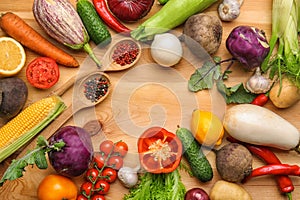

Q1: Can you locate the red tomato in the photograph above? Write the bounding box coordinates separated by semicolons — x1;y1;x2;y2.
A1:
101;167;117;183
94;180;110;195
107;156;123;170
99;140;114;155
77;194;88;200
93;152;107;169
86;168;99;182
114;141;128;157
80;181;93;196
91;194;106;200
26;57;60;89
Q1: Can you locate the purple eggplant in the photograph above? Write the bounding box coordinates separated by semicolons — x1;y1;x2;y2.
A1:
226;25;270;70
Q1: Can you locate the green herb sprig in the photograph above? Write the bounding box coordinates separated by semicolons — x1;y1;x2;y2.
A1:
188;57;256;104
0;136;65;186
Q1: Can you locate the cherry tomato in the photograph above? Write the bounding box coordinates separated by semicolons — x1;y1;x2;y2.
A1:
77;194;88;200
101;167;117;183
91;194;106;200
107;156;123;170
114;141;128;157
86;168;99;182
99;140;114;155
37;174;78;200
94;180;110;195
26;57;60;89
93;152;107;169
80;181;93;196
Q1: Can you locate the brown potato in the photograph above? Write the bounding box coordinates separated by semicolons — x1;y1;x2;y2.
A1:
210;180;252;200
270;77;300;108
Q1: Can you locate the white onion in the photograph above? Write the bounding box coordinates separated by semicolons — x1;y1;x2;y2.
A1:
150;33;183;67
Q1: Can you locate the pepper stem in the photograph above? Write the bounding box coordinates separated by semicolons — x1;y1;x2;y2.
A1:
286;192;292;200
83;43;102;68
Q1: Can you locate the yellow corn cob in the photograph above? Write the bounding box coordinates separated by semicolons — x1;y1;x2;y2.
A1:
0;95;66;162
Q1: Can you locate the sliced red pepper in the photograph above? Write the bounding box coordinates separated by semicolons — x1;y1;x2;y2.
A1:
138;127;182;174
93;0;131;35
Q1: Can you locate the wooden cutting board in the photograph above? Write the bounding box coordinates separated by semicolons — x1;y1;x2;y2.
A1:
1;0;300;199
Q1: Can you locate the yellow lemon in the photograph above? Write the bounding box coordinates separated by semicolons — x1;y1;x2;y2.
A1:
191;110;224;146
0;37;26;76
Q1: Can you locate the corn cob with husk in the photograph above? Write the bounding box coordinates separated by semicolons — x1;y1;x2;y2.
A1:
0;95;66;162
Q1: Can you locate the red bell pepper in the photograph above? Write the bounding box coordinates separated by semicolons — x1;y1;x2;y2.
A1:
138;127;182;174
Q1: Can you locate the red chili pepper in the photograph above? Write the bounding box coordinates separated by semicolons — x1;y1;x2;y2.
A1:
243;164;299;199
227;137;294;195
93;0;131;35
251;93;269;106
250;164;300;177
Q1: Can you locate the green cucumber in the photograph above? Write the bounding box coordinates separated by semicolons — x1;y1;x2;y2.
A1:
176;127;213;182
76;0;111;47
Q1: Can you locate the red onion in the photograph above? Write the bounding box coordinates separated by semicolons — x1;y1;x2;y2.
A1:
184;188;210;200
107;0;154;22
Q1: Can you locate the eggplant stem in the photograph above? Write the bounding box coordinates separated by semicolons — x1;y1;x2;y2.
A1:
83;43;102;68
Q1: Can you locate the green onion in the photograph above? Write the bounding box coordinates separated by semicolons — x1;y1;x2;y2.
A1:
262;0;300;87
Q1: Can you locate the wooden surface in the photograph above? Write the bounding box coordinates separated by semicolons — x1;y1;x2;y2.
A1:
1;0;300;199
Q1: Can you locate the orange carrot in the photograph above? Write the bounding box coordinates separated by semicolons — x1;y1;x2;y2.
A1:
0;12;79;68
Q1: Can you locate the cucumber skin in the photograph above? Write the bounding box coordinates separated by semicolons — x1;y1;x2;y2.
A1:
176;127;213;182
77;0;111;47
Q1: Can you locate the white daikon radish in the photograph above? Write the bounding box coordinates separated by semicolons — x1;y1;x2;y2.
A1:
223;104;300;150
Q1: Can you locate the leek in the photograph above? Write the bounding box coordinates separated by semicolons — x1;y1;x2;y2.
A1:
262;0;300;87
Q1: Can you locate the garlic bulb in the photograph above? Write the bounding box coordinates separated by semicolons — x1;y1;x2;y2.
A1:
118;166;139;188
218;0;241;21
246;67;271;94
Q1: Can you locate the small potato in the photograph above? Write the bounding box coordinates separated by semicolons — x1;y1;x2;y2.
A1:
210;180;252;200
270;77;300;108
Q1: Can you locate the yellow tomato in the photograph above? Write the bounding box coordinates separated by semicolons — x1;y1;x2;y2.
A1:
37;174;78;200
191;110;224;146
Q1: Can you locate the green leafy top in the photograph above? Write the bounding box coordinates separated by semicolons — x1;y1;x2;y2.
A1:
123;168;186;200
0;136;65;187
188;57;256;104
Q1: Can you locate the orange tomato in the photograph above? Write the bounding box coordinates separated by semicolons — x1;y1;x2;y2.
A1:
37;174;78;200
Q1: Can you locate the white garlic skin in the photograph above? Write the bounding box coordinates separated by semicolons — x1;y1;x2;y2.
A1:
218;0;241;21
246;68;272;94
118;166;139;188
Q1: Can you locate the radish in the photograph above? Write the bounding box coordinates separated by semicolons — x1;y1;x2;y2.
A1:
223;104;300;150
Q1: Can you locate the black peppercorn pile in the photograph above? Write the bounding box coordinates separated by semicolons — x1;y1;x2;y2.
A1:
83;77;109;103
